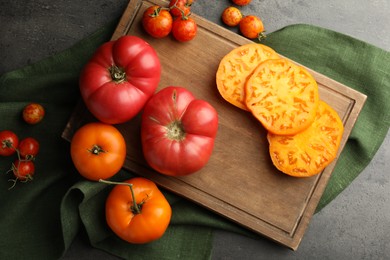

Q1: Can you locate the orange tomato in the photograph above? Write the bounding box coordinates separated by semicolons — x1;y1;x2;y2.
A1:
70;122;126;181
103;177;172;244
239;15;266;41
245;58;319;135
268;100;344;177
232;0;252;6
221;6;242;27
216;43;279;110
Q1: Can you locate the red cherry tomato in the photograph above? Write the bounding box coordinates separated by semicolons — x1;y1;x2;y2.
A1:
239;15;266;41
22;103;45;124
169;0;192;17
142;5;173;38
221;6;243;27
12;160;35;181
171;16;197;42
232;0;252;6
0;130;19;156
79;35;161;124
141;86;218;176
18;137;40;160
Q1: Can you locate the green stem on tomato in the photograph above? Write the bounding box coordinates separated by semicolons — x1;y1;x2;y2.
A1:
99;179;141;214
108;65;126;84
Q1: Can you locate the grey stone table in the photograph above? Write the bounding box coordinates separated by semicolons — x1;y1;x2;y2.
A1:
1;1;389;259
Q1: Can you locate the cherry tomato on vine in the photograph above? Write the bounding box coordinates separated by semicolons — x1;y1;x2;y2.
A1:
18;137;40;159
169;0;192;17
22;103;45;124
12;160;35;181
102;177;172;244
70;122;126;181
221;6;242;27
239;15;266;41
0;130;19;156
171;16;197;42
232;0;252;6
142;5;173;38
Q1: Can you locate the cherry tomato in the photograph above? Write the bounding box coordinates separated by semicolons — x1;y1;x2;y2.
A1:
0;130;19;156
18;137;40;160
169;0;192;17
232;0;252;6
79;36;161;124
171;16;197;42
239;15;266;41
141;87;218;176
221;6;243;27
142;6;173;38
70;122;126;181
103;177;172;244
22;103;45;124
12;160;35;181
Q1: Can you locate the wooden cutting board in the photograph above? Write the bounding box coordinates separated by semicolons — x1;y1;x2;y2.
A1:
62;0;367;250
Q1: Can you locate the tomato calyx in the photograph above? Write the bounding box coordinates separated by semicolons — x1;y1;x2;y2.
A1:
166;120;186;141
108;65;126;84
1;139;14;150
88;144;106;155
257;31;267;42
99;179;148;215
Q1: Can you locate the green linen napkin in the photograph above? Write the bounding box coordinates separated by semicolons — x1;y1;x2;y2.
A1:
0;21;389;259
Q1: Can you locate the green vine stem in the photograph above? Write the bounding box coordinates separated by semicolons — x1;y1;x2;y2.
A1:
99;179;141;214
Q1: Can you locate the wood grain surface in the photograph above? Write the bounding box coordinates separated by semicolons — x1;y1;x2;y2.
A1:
62;0;367;250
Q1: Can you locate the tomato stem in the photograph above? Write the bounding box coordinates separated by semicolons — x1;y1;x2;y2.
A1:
257;31;267;42
108;65;126;84
99;179;141;214
88;145;106;155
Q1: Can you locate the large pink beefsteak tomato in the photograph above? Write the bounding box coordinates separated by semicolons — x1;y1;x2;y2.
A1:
79;35;161;124
141;86;219;176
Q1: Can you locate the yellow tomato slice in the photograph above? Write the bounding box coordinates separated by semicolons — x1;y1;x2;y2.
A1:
216;43;279;110
268;100;344;177
245;58;319;135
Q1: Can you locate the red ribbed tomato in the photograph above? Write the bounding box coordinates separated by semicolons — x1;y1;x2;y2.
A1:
141;86;218;176
79;35;161;124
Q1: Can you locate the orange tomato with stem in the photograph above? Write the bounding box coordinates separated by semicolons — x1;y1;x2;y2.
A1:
70;122;126;181
239;15;266;41
101;177;172;244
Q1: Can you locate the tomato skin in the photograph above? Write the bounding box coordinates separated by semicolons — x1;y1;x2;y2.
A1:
0;130;19;156
141;86;218;176
169;0;192;17
18;137;40;159
232;0;252;6
171;17;197;42
221;6;243;27
70;122;126;181
79;35;161;124
142;6;173;38
105;177;172;244
12;160;35;181
239;15;265;40
22;103;45;124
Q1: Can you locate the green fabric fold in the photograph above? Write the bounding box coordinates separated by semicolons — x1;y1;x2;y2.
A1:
0;22;388;259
